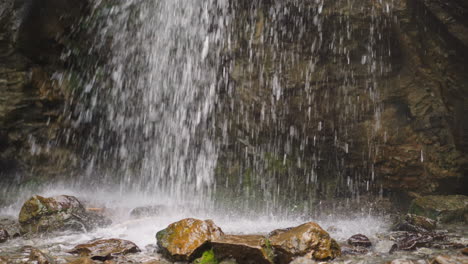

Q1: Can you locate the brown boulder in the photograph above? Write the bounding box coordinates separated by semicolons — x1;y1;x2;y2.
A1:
268;222;341;263
156;218;224;261
212;235;273;264
68;239;140;261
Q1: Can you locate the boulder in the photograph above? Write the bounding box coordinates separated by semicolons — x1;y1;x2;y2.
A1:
0;228;9;243
211;235;273;264
268;222;341;263
18;195;111;234
347;234;372;248
156;218;224;261
68;239;140;261
409;195;468;223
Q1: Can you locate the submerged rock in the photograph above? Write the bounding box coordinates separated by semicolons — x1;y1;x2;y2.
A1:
0;228;9;243
268;222;341;263
129;205;165;218
18;195;111;234
211;235;273;264
69;239;140;261
409;195;468;223
347;234;372;248
156;218;224;261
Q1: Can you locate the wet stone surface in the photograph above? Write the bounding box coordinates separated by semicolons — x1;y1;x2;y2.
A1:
68;239;141;261
348;234;372;248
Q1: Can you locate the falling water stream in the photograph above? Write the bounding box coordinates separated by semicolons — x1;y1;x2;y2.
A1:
0;0;410;259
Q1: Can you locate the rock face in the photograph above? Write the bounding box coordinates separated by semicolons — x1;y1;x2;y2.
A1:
156;218;224;261
18;195;111;234
0;0;88;193
69;239;140;261
214;0;468;207
268;222;341;263
409;195;468;223
211;235;273;264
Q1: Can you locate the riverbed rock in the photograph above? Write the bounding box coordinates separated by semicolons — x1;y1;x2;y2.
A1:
387;260;429;264
0;218;20;238
68;239;140;261
0;228;9;243
462;248;468;256
432;255;468;264
67;257;97;264
156;218;224;261
340;244;370;255
268;222;341;263
18;195;111;234
24;246;56;264
211;235;273;264
409;195;468;223
393;214;437;233
347;234;372;248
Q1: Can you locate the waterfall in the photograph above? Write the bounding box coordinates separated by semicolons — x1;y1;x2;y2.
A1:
64;0;228;206
58;0;395;215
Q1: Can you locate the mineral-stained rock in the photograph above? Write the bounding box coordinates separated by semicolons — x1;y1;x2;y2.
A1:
156;218;224;261
68;239;140;261
0;228;9;243
409;195;468;223
268;222;341;263
211;235;273;264
347;234;372;248
18;195;111;234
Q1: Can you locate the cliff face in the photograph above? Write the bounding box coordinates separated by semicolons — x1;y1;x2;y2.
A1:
216;0;468;202
0;0;466;201
0;0;88;187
